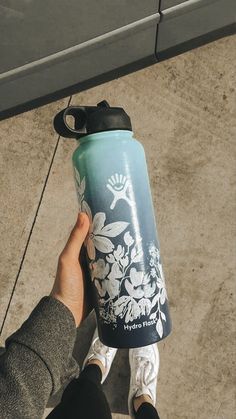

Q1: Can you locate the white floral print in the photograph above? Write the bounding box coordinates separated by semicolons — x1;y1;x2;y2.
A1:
91;259;109;280
124;231;134;246
74;168;168;338
74;167;85;210
93;234;168;338
81;200;129;260
125;268;156;299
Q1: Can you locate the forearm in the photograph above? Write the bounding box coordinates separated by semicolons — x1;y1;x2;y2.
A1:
0;296;79;419
0;341;52;418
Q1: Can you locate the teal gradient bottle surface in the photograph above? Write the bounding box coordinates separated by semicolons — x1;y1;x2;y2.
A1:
54;101;171;348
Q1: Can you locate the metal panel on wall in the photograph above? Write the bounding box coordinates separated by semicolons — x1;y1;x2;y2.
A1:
160;0;188;10
0;0;159;72
0;0;235;119
156;0;236;59
0;0;160;118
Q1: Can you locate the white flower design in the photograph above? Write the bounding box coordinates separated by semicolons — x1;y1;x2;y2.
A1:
104;277;120;299
99;237;167;337
91;259;109;280
94;273;120;300
125;268;156;299
113;295;152;323
94;277;120;299
113;296;141;323
106;244;129;268
92;235;168;335
149;243;160;259
82;200;129;260
92;257;121;299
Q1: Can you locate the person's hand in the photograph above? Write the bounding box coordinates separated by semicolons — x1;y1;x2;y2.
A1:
50;212;92;327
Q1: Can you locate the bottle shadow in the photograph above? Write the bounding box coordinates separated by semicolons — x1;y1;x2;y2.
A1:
47;311;130;415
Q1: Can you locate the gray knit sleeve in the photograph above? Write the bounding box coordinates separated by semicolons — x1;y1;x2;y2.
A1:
0;296;80;419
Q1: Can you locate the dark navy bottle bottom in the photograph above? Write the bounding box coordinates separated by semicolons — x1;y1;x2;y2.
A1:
97;320;171;349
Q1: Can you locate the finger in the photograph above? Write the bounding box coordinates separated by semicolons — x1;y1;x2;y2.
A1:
62;212;90;261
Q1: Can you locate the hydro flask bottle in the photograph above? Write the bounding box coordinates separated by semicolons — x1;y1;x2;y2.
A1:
54;101;171;348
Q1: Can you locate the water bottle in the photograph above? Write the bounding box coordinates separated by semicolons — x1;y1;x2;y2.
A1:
54;101;171;348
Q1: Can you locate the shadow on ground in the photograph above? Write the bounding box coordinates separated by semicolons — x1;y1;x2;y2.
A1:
47;311;130;415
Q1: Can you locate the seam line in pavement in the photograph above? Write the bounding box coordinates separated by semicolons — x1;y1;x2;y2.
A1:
0;96;72;336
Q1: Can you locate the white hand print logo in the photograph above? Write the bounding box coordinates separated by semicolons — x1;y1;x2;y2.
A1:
106;173;135;210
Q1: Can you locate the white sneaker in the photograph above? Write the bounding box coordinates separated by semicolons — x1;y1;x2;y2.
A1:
82;328;118;384
128;344;159;418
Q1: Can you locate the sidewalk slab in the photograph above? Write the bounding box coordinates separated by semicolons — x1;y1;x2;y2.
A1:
0;98;69;329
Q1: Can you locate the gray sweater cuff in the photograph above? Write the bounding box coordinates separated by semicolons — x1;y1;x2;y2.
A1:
6;296;80;394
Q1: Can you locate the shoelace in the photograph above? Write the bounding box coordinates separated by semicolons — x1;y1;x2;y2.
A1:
134;354;156;392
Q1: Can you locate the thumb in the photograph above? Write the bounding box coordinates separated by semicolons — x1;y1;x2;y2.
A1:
62;212;90;261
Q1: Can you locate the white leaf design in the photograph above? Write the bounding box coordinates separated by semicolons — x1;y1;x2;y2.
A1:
87;237;96;260
106;254;115;264
74;167;81;184
151;294;159;308
78;177;85;195
160;288;166;305
75;193;83;208
93;212;106;235
161;311;166;322
156;318;163;338
100;221;129;237
108;262;123;280
131;247;136;260
114;245;125;261
93;235;114;253
125;279;144;299
156;277;164;289
124;231;134;246
130;245;143;263
150;312;157;320
120;256;129;267
132;249;143;264
82;200;92;223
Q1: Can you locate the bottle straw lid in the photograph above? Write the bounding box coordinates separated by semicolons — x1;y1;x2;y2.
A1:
54;100;132;139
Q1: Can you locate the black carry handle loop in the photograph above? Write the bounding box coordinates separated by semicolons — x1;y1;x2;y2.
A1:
53;106;89;139
53;100;110;139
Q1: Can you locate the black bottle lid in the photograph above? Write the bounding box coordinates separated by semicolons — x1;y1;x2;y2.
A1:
54;100;132;139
